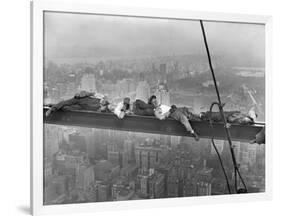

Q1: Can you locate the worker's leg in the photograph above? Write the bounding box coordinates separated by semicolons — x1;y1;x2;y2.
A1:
46;98;79;116
178;113;199;141
62;104;83;111
202;111;239;122
133;101;145;115
135;99;154;109
179;115;194;132
181;107;201;121
133;107;154;116
52;98;79;111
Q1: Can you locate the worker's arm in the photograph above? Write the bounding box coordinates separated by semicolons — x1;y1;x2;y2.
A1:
74;91;95;98
114;102;126;119
154;108;166;120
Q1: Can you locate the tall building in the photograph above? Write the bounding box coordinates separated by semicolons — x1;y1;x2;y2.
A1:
123;138;135;163
240;142;250;165
171;136;181;148
160;63;167;80
76;165;95;191
54;151;88;176
232;141;241;163
194;160;213;196
148;170;165;199
137;169;165;199
44;125;63;161
154;81;170;106
95;181;110;202
196;182;212;196
44;175;67;204
167;166;179;197
139;174;149;198
107;142;120;165
210;140;224;155
116;79;135;98
135;140;162;173
69;132;87;153
94;160;120;182
248;144;257;167
80;73;96;92
135;80;150;102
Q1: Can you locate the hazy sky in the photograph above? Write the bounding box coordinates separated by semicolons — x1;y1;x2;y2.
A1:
44;12;265;65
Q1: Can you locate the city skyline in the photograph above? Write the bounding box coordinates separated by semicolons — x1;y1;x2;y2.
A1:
44;125;265;205
43;11;266;205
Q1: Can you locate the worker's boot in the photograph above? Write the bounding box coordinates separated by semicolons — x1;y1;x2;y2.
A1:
191;131;200;141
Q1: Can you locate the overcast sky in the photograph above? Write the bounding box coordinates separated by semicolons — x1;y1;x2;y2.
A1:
44;12;265;66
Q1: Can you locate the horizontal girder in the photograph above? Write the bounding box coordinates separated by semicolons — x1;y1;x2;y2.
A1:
43;108;264;142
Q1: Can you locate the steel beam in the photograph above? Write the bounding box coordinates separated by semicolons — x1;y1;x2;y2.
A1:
43;108;264;142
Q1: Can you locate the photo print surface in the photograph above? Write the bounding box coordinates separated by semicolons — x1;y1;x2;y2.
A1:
43;11;265;205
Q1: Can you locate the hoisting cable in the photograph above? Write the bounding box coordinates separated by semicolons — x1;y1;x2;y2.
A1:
209;102;231;194
199;20;247;193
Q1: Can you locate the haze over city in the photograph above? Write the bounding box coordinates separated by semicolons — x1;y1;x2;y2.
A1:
43;12;265;205
45;12;265;67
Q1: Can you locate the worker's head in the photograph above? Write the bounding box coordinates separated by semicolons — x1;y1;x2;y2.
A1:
154;106;162;114
238;116;255;125
74;90;91;98
170;105;177;113
248;107;258;122
148;95;157;107
123;97;131;110
100;99;110;112
123;97;130;105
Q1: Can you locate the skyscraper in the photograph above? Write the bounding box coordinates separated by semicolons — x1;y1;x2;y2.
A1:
76;165;95;191
148;171;165;198
196;182;212;196
80;73;96;92
154;81;170;106
135;140;162;173
135;73;150;102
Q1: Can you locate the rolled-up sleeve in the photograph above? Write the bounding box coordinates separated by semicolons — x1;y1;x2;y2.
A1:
114;102;123;118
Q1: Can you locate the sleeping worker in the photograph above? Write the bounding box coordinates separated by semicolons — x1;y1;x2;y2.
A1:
45;91;111;117
114;97;131;119
200;107;257;125
154;104;200;141
132;95;158;116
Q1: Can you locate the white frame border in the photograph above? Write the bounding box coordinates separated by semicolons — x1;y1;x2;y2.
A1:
31;0;273;215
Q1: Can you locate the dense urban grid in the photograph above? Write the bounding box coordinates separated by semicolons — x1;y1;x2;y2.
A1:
43;54;265;205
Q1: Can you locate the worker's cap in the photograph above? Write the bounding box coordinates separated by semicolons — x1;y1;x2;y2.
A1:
123;97;130;104
169;105;177;113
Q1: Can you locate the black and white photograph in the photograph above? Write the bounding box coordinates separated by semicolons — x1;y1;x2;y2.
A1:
43;11;266;205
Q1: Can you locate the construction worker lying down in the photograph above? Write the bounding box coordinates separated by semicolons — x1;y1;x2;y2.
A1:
154;104;257;141
154;104;200;141
114;97;131;119
45;91;111;117
199;108;257;125
132;95;157;116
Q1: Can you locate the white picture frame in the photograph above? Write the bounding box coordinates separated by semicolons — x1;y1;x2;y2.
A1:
31;0;273;215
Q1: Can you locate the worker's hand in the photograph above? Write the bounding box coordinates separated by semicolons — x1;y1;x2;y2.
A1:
46;108;53;117
125;110;132;115
118;111;125;119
